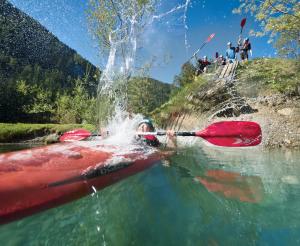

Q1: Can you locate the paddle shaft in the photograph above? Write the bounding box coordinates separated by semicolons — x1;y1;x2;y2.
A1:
189;33;215;61
137;131;195;136
60;121;262;147
65;131;197;137
240;26;244;35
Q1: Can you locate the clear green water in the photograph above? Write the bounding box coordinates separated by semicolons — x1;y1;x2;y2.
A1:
0;144;300;245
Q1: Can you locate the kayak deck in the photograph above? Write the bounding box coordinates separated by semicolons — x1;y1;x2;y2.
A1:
0;141;161;225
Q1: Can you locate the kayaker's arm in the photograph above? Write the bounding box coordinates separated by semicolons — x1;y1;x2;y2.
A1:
165;130;177;148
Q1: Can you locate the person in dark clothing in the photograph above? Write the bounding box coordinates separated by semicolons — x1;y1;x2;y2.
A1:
136;118;177;148
240;38;252;62
216;55;226;66
196;56;211;75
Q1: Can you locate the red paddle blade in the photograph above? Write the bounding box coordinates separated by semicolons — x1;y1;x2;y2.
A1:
241;18;246;28
196;121;262;147
206;33;215;42
59;129;92;142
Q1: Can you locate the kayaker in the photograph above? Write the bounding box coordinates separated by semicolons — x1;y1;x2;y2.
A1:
225;42;237;63
240;37;252;62
136;118;177;148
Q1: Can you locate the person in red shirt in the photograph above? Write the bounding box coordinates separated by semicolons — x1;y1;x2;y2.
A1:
196;56;211;75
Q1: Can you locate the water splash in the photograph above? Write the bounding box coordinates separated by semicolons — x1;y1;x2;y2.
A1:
183;0;191;55
96;1;155;125
102;110;144;147
96;0;192;127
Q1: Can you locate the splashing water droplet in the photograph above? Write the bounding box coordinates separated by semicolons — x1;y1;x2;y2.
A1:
91;185;97;194
95;1;192;126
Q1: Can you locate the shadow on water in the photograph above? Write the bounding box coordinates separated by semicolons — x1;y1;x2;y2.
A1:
0;144;300;245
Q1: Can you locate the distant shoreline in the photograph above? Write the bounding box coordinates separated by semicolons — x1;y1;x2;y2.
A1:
0;123;95;144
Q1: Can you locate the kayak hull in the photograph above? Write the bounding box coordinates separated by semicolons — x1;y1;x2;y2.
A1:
0;141;161;225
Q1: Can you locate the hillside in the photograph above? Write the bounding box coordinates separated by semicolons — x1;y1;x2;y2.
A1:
0;0;173;126
152;58;300;148
0;0;100;122
128;77;173;116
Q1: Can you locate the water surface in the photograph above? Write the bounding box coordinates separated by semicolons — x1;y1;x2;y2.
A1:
0;143;299;245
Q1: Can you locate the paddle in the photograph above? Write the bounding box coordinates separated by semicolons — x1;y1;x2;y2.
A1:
189;33;215;61
60;121;262;147
240;18;246;35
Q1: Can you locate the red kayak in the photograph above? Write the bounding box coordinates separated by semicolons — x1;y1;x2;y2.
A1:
0;141;162;225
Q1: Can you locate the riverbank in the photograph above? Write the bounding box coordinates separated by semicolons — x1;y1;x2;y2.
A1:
173;95;300;149
0;123;95;143
152;58;300;149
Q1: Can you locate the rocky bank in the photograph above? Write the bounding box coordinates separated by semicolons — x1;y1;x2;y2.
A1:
155;59;300;149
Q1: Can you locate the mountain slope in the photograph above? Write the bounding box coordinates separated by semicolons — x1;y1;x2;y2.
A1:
0;0;100;122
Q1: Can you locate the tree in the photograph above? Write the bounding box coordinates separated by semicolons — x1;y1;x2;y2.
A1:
173;62;196;87
88;0;154;51
87;0;155;69
127;77;172;115
88;0;158;124
233;0;300;58
55;79;97;124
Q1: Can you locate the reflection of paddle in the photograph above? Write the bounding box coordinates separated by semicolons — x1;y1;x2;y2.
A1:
196;169;264;203
60;121;262;147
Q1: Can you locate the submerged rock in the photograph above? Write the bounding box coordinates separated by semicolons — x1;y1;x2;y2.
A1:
277;108;293;116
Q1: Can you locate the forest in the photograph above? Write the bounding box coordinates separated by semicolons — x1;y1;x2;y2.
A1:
0;0;172;124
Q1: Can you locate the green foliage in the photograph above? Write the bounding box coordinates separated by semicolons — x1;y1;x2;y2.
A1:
152;76;208;126
0;0;171;125
0;123;95;142
87;0;155;52
30;89;54;114
15;80;54;114
173;62;197;87
0;0;100;123
233;0;300;58
55;79;97;124
127;77;172;116
236;58;300;96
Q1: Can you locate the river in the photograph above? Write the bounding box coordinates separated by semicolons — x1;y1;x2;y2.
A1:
0;143;299;245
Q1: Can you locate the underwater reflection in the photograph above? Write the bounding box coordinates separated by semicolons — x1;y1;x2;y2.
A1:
196;169;264;203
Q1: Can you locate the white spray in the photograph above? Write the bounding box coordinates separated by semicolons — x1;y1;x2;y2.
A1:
96;0;192;145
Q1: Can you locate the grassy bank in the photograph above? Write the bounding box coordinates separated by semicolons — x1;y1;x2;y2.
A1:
151;76;208;126
152;58;300;126
0;123;96;143
236;58;300;97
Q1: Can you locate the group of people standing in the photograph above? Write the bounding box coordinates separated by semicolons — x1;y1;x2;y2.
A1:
196;36;252;75
226;36;252;63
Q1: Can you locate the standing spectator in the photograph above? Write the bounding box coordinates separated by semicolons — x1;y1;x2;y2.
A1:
196;56;211;75
216;55;226;66
240;37;252;62
225;42;237;63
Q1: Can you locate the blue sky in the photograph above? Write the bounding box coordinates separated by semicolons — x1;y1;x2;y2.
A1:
9;0;275;83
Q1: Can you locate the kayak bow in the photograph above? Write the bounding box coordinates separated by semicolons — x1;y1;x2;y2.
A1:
0;141;161;225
